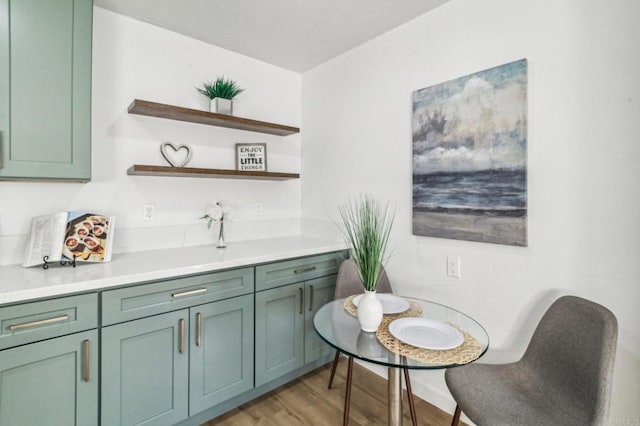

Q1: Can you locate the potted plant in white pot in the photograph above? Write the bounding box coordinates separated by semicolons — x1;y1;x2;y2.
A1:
196;77;244;115
339;195;395;332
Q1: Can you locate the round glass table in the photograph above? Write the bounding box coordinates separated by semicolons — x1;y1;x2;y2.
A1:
313;297;489;425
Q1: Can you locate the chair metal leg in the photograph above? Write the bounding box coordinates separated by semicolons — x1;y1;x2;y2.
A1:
451;404;462;426
403;368;417;426
343;356;354;426
328;350;340;389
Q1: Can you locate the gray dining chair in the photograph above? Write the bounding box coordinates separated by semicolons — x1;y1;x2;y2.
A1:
445;295;618;426
329;258;417;426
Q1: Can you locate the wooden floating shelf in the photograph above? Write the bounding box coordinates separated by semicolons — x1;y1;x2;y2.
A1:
127;165;300;180
128;99;300;136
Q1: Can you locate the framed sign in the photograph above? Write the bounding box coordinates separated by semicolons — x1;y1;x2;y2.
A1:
235;143;267;171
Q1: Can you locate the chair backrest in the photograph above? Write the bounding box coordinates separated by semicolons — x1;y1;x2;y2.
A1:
334;258;393;299
521;295;618;424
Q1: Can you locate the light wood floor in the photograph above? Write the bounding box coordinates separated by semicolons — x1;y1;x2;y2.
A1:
203;358;455;425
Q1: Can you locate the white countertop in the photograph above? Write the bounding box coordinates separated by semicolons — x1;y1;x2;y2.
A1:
0;236;346;305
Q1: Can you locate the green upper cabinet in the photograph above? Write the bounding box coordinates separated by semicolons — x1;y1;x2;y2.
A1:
0;0;92;181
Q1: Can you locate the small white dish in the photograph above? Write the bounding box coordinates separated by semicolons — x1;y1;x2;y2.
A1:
353;294;410;315
388;317;463;350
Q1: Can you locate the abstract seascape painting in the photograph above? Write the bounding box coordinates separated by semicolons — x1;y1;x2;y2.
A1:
412;59;527;246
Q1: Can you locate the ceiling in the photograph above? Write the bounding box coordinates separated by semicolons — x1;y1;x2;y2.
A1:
94;0;449;73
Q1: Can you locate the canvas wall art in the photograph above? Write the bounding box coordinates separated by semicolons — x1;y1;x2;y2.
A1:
412;59;527;246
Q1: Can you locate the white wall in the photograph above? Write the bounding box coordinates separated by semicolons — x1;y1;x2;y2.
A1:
302;0;640;422
0;7;303;266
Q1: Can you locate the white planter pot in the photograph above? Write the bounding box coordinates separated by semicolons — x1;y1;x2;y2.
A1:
209;98;233;115
357;290;383;332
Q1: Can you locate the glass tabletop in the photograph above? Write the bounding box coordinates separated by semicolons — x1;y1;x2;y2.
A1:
313;297;489;370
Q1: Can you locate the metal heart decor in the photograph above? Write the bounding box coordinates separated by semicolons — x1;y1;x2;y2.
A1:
160;142;192;168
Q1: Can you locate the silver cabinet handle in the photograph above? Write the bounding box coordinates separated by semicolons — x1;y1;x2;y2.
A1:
308;286;314;312
172;288;207;298
196;313;202;347
294;266;317;274
8;314;70;331
83;340;90;382
179;319;185;354
299;287;304;314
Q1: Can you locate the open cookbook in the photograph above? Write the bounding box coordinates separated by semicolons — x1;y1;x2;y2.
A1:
23;212;115;268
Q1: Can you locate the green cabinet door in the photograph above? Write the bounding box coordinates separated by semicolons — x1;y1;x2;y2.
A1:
189;294;254;415
101;310;189;426
0;329;98;426
304;275;336;364
255;283;305;387
0;0;92;181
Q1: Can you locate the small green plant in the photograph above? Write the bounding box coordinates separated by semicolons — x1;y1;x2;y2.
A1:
196;77;244;100
338;195;395;291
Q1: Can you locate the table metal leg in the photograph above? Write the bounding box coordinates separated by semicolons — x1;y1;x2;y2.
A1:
388;366;403;425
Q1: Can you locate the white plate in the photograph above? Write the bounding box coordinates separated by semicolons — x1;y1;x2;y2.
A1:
352;294;410;314
388;317;463;350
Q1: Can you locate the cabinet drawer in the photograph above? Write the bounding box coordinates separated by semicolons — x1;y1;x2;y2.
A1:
0;293;97;350
102;267;254;325
255;252;345;291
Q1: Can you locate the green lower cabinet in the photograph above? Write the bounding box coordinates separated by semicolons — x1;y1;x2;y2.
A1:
101;296;255;425
101;310;189;426
0;329;98;426
255;283;305;387
304;276;336;364
189;294;254;415
255;275;336;387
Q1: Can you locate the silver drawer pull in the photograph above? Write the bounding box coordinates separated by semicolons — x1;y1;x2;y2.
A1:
294;266;317;274
172;288;208;298
196;313;202;347
179;319;185;354
299;287;304;314
8;314;70;331
83;340;91;382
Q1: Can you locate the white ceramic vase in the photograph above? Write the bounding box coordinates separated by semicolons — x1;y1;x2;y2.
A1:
357;290;383;332
209;98;233;115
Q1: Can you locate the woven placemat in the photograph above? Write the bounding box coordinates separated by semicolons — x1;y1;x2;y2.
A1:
376;317;483;365
343;295;482;365
343;294;423;319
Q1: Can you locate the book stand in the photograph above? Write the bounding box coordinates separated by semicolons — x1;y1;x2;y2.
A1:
42;255;77;270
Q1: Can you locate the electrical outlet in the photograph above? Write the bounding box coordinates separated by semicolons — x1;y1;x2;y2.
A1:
447;256;461;278
143;204;155;221
254;202;263;216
